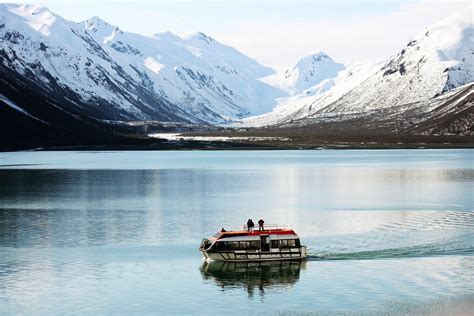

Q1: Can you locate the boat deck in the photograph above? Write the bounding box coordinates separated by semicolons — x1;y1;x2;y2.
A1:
216;225;296;239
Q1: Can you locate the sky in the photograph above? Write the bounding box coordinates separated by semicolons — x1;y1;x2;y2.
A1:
0;0;470;69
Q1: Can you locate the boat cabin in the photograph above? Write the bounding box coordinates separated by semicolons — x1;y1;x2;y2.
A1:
199;225;307;262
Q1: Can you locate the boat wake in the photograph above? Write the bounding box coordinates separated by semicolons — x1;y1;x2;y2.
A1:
308;243;474;261
304;210;474;261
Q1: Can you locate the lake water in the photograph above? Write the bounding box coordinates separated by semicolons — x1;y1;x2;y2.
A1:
0;149;473;315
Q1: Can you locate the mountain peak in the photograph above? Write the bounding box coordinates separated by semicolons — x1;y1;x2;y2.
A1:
152;31;182;42
87;16;107;24
380;4;472;92
254;5;473;127
294;51;333;68
309;50;329;58
0;3;61;37
83;16;121;43
84;16;114;31
262;51;344;95
1;3;54;16
411;4;472;61
181;31;215;44
281;52;344;94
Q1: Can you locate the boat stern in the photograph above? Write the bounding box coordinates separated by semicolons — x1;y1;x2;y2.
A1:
300;245;307;259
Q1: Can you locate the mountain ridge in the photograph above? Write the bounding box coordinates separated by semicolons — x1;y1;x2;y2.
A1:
0;3;472;149
261;51;345;96
243;5;473;127
0;3;284;125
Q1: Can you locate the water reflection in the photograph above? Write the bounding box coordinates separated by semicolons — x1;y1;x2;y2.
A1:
0;151;473;314
0;165;473;247
200;260;305;298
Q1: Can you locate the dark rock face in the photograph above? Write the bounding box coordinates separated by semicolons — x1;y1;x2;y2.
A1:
444;114;473;136
111;41;142;56
276;83;473;139
0;64;126;150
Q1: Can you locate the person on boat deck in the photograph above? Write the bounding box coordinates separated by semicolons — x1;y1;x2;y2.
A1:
221;228;226;232
258;219;264;231
247;219;255;232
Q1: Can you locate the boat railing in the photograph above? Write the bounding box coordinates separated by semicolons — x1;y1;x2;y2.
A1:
241;224;292;231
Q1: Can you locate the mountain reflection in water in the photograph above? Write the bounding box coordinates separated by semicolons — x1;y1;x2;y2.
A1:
200;260;305;297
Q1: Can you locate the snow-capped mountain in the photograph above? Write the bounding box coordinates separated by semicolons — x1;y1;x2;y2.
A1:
245;6;473;127
1;2;472;148
82;17;284;121
261;51;344;95
0;3;284;124
245;60;384;126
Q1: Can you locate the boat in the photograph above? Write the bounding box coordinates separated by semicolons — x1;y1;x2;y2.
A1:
199;225;307;262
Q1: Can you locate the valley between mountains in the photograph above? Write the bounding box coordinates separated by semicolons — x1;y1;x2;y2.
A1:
0;3;472;150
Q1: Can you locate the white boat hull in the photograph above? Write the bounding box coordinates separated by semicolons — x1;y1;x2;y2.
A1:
201;246;307;262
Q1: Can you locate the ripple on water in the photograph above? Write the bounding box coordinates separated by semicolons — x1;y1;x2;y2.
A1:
0;150;473;314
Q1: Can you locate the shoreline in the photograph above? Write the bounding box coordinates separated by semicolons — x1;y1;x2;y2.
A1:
3;131;473;152
3;141;474;153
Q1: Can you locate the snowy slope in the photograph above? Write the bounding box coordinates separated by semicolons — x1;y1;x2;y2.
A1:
245;6;473;126
314;6;474;114
243;60;383;126
0;4;195;122
2;3;472;130
0;3;284;124
261;51;344;95
83;18;285;121
282;83;473;137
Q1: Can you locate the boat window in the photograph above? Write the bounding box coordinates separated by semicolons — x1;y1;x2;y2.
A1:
240;241;250;249
280;240;288;248
250;241;260;249
271;240;279;248
295;239;301;247
200;239;212;250
288;239;296;247
215;241;229;250
213;240;260;250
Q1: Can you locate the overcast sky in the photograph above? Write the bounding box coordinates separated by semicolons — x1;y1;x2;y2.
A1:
1;0;470;69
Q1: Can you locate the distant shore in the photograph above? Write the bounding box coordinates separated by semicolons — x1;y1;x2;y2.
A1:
5;140;474;152
3;127;473;152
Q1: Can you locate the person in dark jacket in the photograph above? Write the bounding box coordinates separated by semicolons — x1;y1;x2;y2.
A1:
258;219;264;231
247;219;255;232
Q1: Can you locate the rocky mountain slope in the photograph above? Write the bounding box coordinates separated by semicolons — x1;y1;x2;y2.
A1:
244;6;473;128
277;83;473;136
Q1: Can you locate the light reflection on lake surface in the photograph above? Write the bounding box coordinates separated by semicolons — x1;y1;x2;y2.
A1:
0;149;473;314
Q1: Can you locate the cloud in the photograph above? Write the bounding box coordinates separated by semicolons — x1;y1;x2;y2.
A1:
212;0;471;69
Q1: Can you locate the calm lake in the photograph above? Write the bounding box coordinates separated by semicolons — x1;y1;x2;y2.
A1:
0;149;473;315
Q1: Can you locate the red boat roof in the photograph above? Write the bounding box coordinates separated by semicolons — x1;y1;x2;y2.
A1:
216;228;297;240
